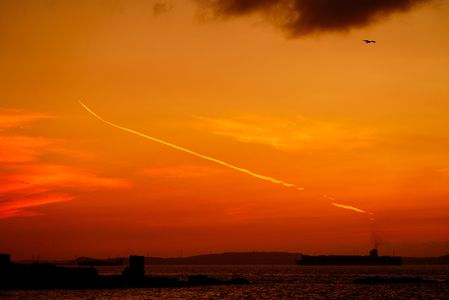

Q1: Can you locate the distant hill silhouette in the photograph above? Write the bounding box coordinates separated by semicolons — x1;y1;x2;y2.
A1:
76;257;124;266
64;252;449;266
70;252;300;266
144;252;301;265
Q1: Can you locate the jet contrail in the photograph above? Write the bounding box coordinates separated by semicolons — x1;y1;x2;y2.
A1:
79;101;304;191
323;195;372;216
331;202;371;214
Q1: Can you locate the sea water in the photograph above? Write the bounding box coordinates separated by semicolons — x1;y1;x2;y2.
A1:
1;265;449;299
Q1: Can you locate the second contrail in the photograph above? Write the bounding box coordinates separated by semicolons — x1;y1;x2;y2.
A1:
324;195;374;218
331;202;370;214
79;101;304;191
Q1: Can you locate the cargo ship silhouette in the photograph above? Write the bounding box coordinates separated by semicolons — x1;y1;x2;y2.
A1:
296;249;402;265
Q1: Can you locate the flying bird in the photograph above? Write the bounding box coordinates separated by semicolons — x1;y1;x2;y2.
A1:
363;39;376;44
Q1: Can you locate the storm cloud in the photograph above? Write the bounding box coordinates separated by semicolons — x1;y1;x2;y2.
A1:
196;0;433;36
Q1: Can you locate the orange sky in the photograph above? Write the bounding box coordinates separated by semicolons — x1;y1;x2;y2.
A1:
1;0;449;259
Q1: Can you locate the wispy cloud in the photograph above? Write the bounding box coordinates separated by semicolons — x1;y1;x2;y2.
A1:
153;0;173;16
0;193;74;220
0;109;52;131
0;108;130;219
0;165;129;194
0;135;51;163
195;114;375;151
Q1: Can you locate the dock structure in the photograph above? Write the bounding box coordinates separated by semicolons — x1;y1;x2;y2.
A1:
0;254;11;268
123;255;145;279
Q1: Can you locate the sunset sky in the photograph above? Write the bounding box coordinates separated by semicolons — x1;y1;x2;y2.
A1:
1;0;449;259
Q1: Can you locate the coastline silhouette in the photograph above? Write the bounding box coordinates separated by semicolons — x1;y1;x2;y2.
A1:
0;254;248;290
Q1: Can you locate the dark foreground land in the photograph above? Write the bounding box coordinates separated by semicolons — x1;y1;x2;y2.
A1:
0;254;248;290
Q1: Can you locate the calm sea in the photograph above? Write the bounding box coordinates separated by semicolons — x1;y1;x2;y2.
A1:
1;265;449;299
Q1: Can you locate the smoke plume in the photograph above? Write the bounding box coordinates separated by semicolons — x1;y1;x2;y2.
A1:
371;232;383;248
196;0;433;37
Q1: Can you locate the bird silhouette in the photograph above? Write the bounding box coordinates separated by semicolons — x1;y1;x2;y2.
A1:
363;40;376;44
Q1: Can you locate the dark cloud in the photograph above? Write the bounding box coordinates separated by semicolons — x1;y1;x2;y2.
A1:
153;1;173;16
196;0;433;37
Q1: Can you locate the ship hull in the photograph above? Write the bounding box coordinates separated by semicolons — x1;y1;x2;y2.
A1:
296;255;402;266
